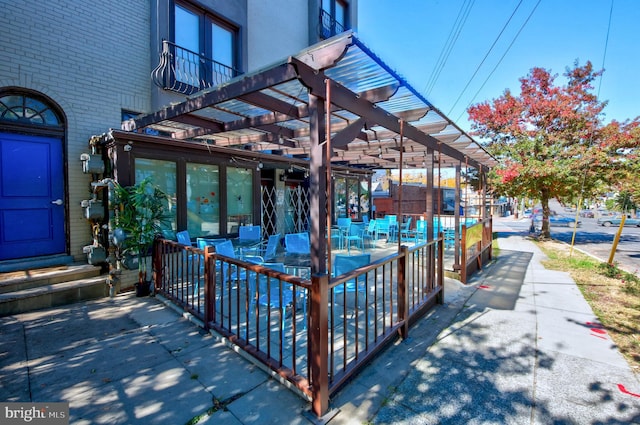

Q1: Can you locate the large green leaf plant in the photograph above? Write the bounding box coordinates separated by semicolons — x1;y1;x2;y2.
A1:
113;177;171;286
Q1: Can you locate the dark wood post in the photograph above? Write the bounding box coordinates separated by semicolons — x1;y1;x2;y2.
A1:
437;232;444;305
204;246;214;328
152;237;163;293
398;246;409;339
309;274;329;417
308;92;328;275
460;225;467;284
454;162;462;271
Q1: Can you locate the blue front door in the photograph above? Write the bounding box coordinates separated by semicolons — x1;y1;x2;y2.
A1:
0;132;66;260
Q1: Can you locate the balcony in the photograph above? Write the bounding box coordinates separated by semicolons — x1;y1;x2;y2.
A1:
152;40;242;96
319;9;346;39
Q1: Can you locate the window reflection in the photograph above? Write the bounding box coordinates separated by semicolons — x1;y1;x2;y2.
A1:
227;167;253;233
134;158;177;235
187;163;220;237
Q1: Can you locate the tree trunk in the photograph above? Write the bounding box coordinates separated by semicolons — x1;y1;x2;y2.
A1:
540;189;551;239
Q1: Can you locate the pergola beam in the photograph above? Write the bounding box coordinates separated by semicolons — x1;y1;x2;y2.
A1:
122;62;299;131
291;57;483;169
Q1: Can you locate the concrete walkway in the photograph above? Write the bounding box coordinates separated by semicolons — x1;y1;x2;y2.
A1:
1;218;639;424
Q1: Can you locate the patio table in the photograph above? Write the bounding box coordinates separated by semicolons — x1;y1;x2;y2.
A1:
265;253;311;278
230;237;262;259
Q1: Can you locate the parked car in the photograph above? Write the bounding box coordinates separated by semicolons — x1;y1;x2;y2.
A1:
597;215;640;227
579;210;595;218
533;213;582;228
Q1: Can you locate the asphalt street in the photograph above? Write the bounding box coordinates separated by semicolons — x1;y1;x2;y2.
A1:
516;213;639;274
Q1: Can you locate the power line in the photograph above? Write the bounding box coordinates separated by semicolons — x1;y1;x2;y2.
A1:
455;0;543;123
423;0;476;97
597;0;614;98
447;0;525;116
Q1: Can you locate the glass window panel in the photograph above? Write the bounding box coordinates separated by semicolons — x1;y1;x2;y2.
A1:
335;177;347;220
226;167;253;233
0;96;21;109
41;109;59;125
347;178;359;219
134;158;177;236
335;1;346;27
23;107;41;123
186;163;220;237
175;4;200;86
212;22;233;68
25;97;46;112
322;0;331;13
175;5;199;52
360;180;370;216
0;95;59;125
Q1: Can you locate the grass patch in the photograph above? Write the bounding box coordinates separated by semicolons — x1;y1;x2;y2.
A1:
492;232;500;258
535;240;640;372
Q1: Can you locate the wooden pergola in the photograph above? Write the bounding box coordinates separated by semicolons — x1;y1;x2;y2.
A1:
123;30;495;277
117;31;497;417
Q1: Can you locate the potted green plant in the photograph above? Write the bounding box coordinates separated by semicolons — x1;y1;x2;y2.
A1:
112;177;171;296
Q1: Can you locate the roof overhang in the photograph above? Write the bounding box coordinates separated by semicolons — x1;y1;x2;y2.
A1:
122;31;496;171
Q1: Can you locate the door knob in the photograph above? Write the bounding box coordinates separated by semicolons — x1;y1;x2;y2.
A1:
51;199;63;205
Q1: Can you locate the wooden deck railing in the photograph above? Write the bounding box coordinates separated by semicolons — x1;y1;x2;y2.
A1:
460;217;493;283
152;236;445;418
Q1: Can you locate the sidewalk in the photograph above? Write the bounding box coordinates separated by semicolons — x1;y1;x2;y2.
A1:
1;219;639;424
370;219;640;424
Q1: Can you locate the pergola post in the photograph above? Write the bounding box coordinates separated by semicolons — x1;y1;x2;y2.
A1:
309;274;329;418
425;148;434;242
454;162;462;271
308;92;328;275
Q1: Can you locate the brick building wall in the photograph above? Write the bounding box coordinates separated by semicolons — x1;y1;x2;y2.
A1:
0;0;151;261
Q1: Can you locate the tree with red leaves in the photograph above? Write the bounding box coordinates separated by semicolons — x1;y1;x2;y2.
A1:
468;61;639;239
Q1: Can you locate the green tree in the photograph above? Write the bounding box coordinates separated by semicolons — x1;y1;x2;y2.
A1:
468;61;639;238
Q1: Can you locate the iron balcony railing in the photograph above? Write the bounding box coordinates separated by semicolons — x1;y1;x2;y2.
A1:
319;9;346;39
152;40;242;96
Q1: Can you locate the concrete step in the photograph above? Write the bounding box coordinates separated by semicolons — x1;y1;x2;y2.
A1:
0;264;101;294
0;265;108;317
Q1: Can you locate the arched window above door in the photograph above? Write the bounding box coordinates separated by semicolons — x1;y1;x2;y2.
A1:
0;93;62;126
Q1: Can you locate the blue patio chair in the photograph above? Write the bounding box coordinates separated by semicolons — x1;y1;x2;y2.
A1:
196;238;228;275
196;237;228;250
250;263;299;344
362;219;377;248
376;217;390;240
285;232;310;254
212;239;240;286
335;217;352;249
345;223;365;253
176;230;194;246
237;225;262;258
387;215;398;240
262;234;281;261
414;219;427;242
399;217;413;242
443;228;456;249
239;225;261;241
333;253;371;314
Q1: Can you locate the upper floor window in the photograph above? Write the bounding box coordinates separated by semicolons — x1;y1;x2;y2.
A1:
320;0;348;39
153;2;240;95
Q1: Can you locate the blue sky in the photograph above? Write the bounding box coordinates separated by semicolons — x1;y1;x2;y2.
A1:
357;0;640;134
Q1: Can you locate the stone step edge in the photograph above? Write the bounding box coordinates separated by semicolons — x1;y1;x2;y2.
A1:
0;276;108;303
0;265;101;291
